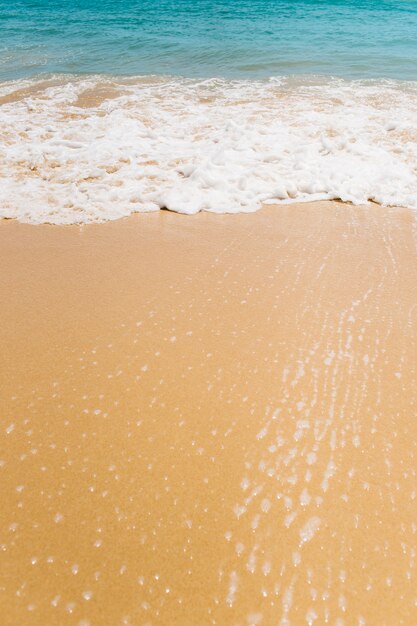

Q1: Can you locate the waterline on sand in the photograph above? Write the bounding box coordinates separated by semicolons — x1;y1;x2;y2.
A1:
1;75;417;224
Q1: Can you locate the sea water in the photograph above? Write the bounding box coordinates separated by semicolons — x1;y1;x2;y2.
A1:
1;0;417;223
2;0;417;81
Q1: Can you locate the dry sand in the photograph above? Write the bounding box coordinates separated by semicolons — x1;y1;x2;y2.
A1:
1;201;416;625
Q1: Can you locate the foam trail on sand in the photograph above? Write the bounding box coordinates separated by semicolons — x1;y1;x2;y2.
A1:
1;75;417;224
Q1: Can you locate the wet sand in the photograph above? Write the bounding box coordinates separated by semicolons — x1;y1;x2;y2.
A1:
1;201;417;626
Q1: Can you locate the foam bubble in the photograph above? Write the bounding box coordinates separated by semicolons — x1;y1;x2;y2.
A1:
299;516;321;544
1;75;417;224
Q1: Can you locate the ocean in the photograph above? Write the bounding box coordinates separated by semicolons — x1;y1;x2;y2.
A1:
1;0;417;223
2;0;417;81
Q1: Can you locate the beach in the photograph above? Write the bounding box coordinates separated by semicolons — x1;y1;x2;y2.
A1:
2;75;417;224
1;200;416;625
2;0;417;622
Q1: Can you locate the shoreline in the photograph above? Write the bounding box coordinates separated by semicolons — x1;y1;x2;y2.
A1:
1;201;417;625
2;75;417;223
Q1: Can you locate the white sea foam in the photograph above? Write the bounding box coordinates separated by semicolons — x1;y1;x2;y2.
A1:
1;74;417;224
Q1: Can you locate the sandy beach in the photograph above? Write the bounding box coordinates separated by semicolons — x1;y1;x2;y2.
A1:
1;200;417;625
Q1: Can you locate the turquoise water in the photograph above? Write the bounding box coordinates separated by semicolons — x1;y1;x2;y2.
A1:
1;0;417;81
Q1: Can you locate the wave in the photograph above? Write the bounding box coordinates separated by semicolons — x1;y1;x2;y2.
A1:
1;74;417;224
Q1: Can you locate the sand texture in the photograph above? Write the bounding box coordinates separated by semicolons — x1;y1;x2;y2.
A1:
1;201;417;625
